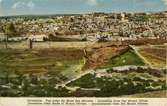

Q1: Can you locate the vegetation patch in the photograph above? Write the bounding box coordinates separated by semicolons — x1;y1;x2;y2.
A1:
98;50;145;69
67;71;166;97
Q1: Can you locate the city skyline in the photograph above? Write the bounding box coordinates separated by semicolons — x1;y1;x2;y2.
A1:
0;0;167;16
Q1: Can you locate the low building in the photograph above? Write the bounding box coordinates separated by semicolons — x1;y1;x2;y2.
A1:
8;37;27;41
28;34;48;42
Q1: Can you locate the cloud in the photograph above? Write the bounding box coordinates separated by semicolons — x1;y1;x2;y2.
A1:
27;1;35;9
162;0;167;5
12;1;35;9
0;0;2;8
87;0;98;6
0;0;2;3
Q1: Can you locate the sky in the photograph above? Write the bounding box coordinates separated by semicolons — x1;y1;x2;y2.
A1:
0;0;167;16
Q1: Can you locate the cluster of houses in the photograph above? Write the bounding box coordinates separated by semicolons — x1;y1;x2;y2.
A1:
0;11;167;42
0;33;48;42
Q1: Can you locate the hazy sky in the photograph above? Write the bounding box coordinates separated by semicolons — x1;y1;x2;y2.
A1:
0;0;167;16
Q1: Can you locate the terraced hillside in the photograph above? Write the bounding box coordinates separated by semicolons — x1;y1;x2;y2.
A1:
137;45;166;68
0;44;166;97
0;49;85;83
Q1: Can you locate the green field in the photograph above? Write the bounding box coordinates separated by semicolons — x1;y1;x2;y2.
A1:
98;50;145;69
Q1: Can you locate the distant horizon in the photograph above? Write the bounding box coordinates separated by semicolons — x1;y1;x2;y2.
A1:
0;0;167;16
1;10;167;17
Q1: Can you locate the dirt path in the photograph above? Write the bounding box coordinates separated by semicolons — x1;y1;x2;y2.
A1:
55;69;94;89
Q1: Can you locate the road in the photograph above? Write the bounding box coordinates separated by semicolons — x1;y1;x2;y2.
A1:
55;69;94;90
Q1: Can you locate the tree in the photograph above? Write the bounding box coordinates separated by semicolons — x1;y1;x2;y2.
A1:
3;23;17;48
5;23;17;37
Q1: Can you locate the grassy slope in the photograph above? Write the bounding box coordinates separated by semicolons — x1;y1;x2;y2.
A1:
98;50;145;69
